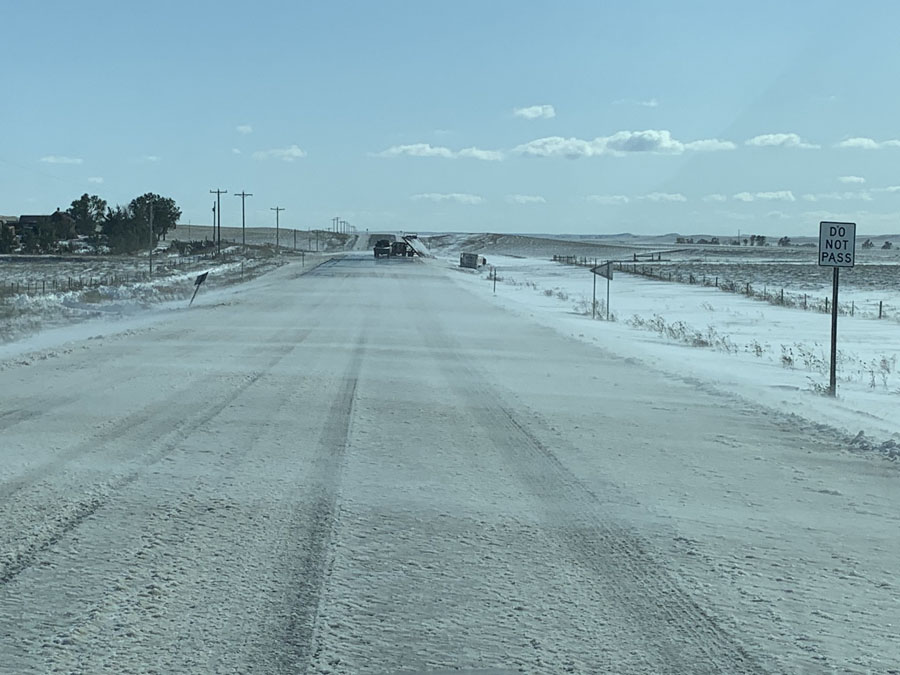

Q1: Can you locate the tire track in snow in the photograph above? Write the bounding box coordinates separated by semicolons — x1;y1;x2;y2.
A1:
0;396;79;431
29;376;314;674
262;332;365;674
417;320;768;674
303;257;345;276
0;325;301;504
0;284;331;505
0;325;316;587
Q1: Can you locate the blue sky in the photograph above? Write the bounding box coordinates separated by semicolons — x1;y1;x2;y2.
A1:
3;0;900;235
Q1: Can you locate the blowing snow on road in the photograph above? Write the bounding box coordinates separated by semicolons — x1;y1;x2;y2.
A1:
0;254;896;674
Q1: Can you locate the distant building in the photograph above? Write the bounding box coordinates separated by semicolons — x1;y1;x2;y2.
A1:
17;209;75;235
17;215;51;231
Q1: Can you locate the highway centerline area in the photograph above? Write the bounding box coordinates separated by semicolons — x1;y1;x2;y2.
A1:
0;254;894;673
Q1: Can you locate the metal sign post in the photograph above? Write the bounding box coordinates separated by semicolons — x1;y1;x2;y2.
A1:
189;271;209;306
818;221;856;396
590;262;613;320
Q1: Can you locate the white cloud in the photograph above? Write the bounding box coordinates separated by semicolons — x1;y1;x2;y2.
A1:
745;133;819;149
87;176;104;184
802;191;873;202
514;136;595;158
835;137;900;149
252;144;307;161
236;124;253;135
379;143;454;159
767;211;790;220
733;190;796;202
232;148;241;154
604;130;685;154
639;192;687;202
683;139;738;151
506;194;546;204
838;175;865;184
613;98;660;107
378;143;502;160
587;195;630;205
411;193;483;204
874;185;900;193
702;193;727;202
40;155;83;164
513;104;556;120
142;155;160;162
513;130;734;158
758;191;796;201
457;147;504;161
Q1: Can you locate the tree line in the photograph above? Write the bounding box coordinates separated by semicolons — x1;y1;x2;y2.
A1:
675;235;770;245
0;193;181;255
861;238;893;250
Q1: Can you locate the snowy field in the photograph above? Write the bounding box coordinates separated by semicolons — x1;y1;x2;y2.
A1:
0;242;897;673
620;246;900;320
444;253;900;451
424;231;649;261
0;246;324;343
174;224;353;251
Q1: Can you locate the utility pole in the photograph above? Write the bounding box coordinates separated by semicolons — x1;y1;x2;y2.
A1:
210;189;227;255
149;202;154;277
271;206;284;250
234;191;252;248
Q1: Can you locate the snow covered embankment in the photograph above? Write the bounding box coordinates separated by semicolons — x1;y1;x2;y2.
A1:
444;255;900;453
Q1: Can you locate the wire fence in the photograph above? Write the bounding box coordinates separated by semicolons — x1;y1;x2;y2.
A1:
552;255;896;321
0;250;222;300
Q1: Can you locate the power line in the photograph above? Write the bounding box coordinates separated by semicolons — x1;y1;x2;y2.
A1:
234;191;252;248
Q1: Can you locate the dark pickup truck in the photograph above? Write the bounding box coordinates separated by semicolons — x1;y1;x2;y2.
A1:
374;239;392;258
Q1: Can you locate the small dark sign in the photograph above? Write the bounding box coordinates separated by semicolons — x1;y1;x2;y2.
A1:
189;271;209;306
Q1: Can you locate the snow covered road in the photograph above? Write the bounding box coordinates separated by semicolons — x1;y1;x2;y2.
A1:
0;254;896;673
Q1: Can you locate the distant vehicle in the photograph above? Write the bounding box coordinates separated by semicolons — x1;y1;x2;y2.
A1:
391;240;415;257
459;252;486;269
374;239;391;258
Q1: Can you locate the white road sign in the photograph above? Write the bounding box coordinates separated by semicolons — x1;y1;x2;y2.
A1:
818;221;856;267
